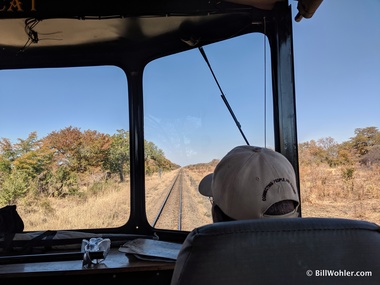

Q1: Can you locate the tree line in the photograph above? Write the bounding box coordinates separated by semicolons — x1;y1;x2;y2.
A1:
299;126;380;168
0;126;179;204
1;125;379;206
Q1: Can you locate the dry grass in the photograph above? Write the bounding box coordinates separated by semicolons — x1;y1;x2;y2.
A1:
16;162;380;232
18;181;130;230
300;164;380;225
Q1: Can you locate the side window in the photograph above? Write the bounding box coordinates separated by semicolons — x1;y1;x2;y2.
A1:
0;66;130;230
143;33;273;231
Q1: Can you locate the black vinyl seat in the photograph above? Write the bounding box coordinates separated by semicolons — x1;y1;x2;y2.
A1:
171;217;380;285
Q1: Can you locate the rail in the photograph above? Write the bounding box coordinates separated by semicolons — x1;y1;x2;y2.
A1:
152;169;184;230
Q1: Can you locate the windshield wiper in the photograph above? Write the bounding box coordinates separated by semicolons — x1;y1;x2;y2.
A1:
198;46;250;146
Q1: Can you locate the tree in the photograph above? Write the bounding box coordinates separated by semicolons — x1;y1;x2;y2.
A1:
298;140;325;166
13;146;53;179
47;164;79;197
0;138;16;174
104;129;130;182
0;153;12;175
317;137;340;167
0;171;28;205
349;126;380;156
12;132;53;179
144;140;177;174
336;141;355;166
43;126;82;170
44;126;111;173
78;130;112;172
14;131;39;155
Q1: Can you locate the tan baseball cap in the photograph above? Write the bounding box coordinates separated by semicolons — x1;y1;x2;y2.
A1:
199;145;299;220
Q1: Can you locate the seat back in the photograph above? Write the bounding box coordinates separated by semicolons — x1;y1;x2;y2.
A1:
171;217;380;285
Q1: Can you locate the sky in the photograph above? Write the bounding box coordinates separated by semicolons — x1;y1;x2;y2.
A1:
0;0;379;166
291;1;380;144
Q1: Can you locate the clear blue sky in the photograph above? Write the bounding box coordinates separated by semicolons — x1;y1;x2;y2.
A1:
0;0;379;166
291;0;380;144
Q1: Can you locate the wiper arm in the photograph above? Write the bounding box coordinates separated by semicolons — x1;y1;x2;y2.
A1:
198;46;250;146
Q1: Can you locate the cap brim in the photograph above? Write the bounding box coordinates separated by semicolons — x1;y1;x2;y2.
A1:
198;173;213;197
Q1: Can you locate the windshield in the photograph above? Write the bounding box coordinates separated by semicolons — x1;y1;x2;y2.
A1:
144;33;274;231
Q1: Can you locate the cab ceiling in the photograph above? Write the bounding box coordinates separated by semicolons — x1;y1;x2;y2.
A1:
0;0;324;68
0;0;285;50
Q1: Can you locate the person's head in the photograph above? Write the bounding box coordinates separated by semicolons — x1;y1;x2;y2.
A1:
199;145;300;222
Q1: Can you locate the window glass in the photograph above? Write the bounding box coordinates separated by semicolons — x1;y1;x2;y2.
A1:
144;33;273;231
0;66;130;230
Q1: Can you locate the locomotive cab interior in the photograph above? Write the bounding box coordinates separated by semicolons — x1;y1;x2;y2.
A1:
1;1;378;284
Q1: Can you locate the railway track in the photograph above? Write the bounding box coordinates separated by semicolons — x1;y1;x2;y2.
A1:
152;169;185;230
